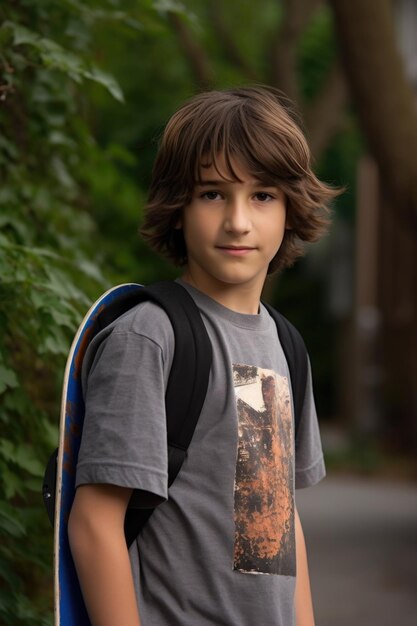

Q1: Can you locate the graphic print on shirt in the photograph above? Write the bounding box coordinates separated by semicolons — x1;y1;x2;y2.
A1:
232;364;295;576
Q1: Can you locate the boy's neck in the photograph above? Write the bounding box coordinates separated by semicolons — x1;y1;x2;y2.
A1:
180;272;263;315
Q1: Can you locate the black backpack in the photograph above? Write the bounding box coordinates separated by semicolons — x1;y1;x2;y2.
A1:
43;281;308;548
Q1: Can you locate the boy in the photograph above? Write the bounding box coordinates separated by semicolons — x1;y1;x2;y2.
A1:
68;86;339;626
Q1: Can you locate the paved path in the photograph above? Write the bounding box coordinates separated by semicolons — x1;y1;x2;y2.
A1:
296;474;417;625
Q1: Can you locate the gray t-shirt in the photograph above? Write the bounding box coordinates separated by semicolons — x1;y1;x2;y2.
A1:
76;280;325;626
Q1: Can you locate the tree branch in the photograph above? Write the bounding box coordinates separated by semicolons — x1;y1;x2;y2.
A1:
206;1;258;80
269;0;323;99
304;61;349;160
167;11;214;89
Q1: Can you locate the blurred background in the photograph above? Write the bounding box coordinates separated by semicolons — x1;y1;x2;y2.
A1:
0;0;416;624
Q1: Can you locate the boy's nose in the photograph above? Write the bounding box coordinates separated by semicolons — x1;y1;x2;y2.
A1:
223;200;251;235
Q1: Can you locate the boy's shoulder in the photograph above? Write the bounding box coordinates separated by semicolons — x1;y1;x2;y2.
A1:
109;298;175;352
113;298;170;332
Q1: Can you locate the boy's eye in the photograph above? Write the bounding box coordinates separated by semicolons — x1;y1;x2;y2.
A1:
254;192;273;202
202;191;221;200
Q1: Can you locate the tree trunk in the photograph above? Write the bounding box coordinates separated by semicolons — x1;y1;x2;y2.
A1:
329;0;417;229
330;0;417;453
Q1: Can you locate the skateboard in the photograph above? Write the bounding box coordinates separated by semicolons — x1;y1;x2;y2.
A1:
43;283;143;626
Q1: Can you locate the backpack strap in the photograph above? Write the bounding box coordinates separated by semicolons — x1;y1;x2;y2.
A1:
117;282;213;547
262;303;308;443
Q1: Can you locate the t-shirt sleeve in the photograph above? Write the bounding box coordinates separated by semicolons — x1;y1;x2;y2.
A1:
294;356;326;489
75;322;171;507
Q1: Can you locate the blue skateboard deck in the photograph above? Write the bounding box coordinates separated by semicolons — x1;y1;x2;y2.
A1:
54;283;142;626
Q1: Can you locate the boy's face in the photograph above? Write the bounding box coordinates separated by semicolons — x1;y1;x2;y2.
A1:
178;155;288;301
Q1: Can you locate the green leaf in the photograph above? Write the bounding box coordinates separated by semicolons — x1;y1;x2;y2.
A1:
41;418;59;449
83;66;125;103
0;465;23;499
75;258;106;283
0;212;31;243
0;440;44;477
153;0;187;15
24;477;42;493
0;502;26;538
0;365;18;395
39;327;71;356
3;21;124;102
62;0;143;31
0;135;19;160
48;308;75;329
50;155;77;190
2;22;40;47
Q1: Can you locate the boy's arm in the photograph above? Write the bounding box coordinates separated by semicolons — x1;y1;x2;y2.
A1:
294;505;315;626
68;484;142;626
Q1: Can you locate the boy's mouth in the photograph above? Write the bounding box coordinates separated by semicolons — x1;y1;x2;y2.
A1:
216;245;256;256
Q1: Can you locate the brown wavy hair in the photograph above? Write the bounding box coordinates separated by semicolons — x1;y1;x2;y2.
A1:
141;86;342;273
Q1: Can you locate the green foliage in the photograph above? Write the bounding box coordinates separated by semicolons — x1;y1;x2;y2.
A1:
0;1;155;622
298;5;338;101
3;20;124;102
